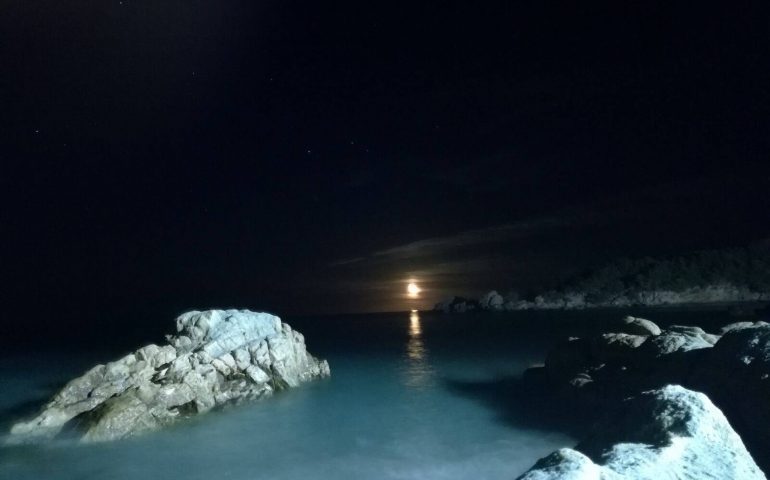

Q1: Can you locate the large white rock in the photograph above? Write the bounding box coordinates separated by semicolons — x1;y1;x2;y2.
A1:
8;309;330;443
518;385;766;480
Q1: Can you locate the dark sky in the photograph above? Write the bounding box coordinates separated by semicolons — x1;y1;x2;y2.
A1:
2;0;770;338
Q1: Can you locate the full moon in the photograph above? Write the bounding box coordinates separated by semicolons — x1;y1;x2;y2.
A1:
407;282;421;298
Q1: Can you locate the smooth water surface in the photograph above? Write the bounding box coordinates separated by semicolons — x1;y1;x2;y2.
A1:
0;309;737;480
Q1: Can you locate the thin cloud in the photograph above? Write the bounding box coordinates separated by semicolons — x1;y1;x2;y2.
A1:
372;219;566;259
330;214;590;267
328;256;366;267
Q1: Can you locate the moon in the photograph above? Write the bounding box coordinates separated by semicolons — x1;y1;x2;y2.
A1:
407;282;421;298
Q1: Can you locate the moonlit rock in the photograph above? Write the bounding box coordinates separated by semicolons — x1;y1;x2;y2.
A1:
665;325;720;345
479;290;505;311
518;448;609;480
719;320;769;335
174;309;283;357
7;309;330;443
433;296;478;313
635;330;714;359
518;385;766;480
618;316;661;336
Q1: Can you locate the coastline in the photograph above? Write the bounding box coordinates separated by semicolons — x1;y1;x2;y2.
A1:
435;287;770;314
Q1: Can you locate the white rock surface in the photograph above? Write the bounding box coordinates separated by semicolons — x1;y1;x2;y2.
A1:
8;309;330;443
719;321;761;334
518;449;612;480
518;385;766;480
619;316;661;336
634;330;714;359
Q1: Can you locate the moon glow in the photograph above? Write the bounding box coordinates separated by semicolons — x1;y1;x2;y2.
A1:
407;282;421;298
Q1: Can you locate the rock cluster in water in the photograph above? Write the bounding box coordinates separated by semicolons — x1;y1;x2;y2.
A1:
518;316;770;479
7;309;330;443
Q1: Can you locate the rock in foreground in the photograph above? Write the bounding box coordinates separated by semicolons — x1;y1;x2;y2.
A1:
8;309;330;443
518;385;766;480
522;316;770;477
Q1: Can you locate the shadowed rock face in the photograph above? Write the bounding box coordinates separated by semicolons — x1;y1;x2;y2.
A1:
517;386;766;480
7;310;330;443
523;316;770;476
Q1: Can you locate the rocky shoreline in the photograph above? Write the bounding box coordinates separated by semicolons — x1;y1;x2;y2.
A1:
516;316;770;479
6;309;330;443
435;286;770;313
6;309;769;479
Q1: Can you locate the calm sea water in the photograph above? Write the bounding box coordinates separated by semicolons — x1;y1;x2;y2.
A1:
0;309;738;480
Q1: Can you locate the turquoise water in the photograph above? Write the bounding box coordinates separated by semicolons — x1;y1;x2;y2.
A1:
0;310;737;480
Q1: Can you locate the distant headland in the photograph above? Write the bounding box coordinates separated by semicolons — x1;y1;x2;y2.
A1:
436;243;770;313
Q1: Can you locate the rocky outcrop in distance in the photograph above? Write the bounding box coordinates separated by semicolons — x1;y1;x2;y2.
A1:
435;286;770;312
518;316;770;478
7;309;330;443
437;244;770;312
434;296;481;313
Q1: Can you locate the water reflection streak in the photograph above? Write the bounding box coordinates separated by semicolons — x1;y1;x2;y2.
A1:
404;310;433;387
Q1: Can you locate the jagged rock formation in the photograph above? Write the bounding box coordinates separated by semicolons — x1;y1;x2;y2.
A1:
478;290;505;311
7;309;330;443
434;296;479;313
523;316;770;475
517;385;766;480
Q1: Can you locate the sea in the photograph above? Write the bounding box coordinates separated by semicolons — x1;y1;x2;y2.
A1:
0;308;743;480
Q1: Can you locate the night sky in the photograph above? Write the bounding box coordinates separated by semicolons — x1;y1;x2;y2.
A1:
2;1;770;341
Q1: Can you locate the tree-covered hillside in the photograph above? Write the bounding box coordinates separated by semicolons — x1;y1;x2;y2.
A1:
558;243;770;304
436;242;770;312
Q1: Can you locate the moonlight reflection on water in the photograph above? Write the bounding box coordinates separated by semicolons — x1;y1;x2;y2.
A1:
405;310;433;387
